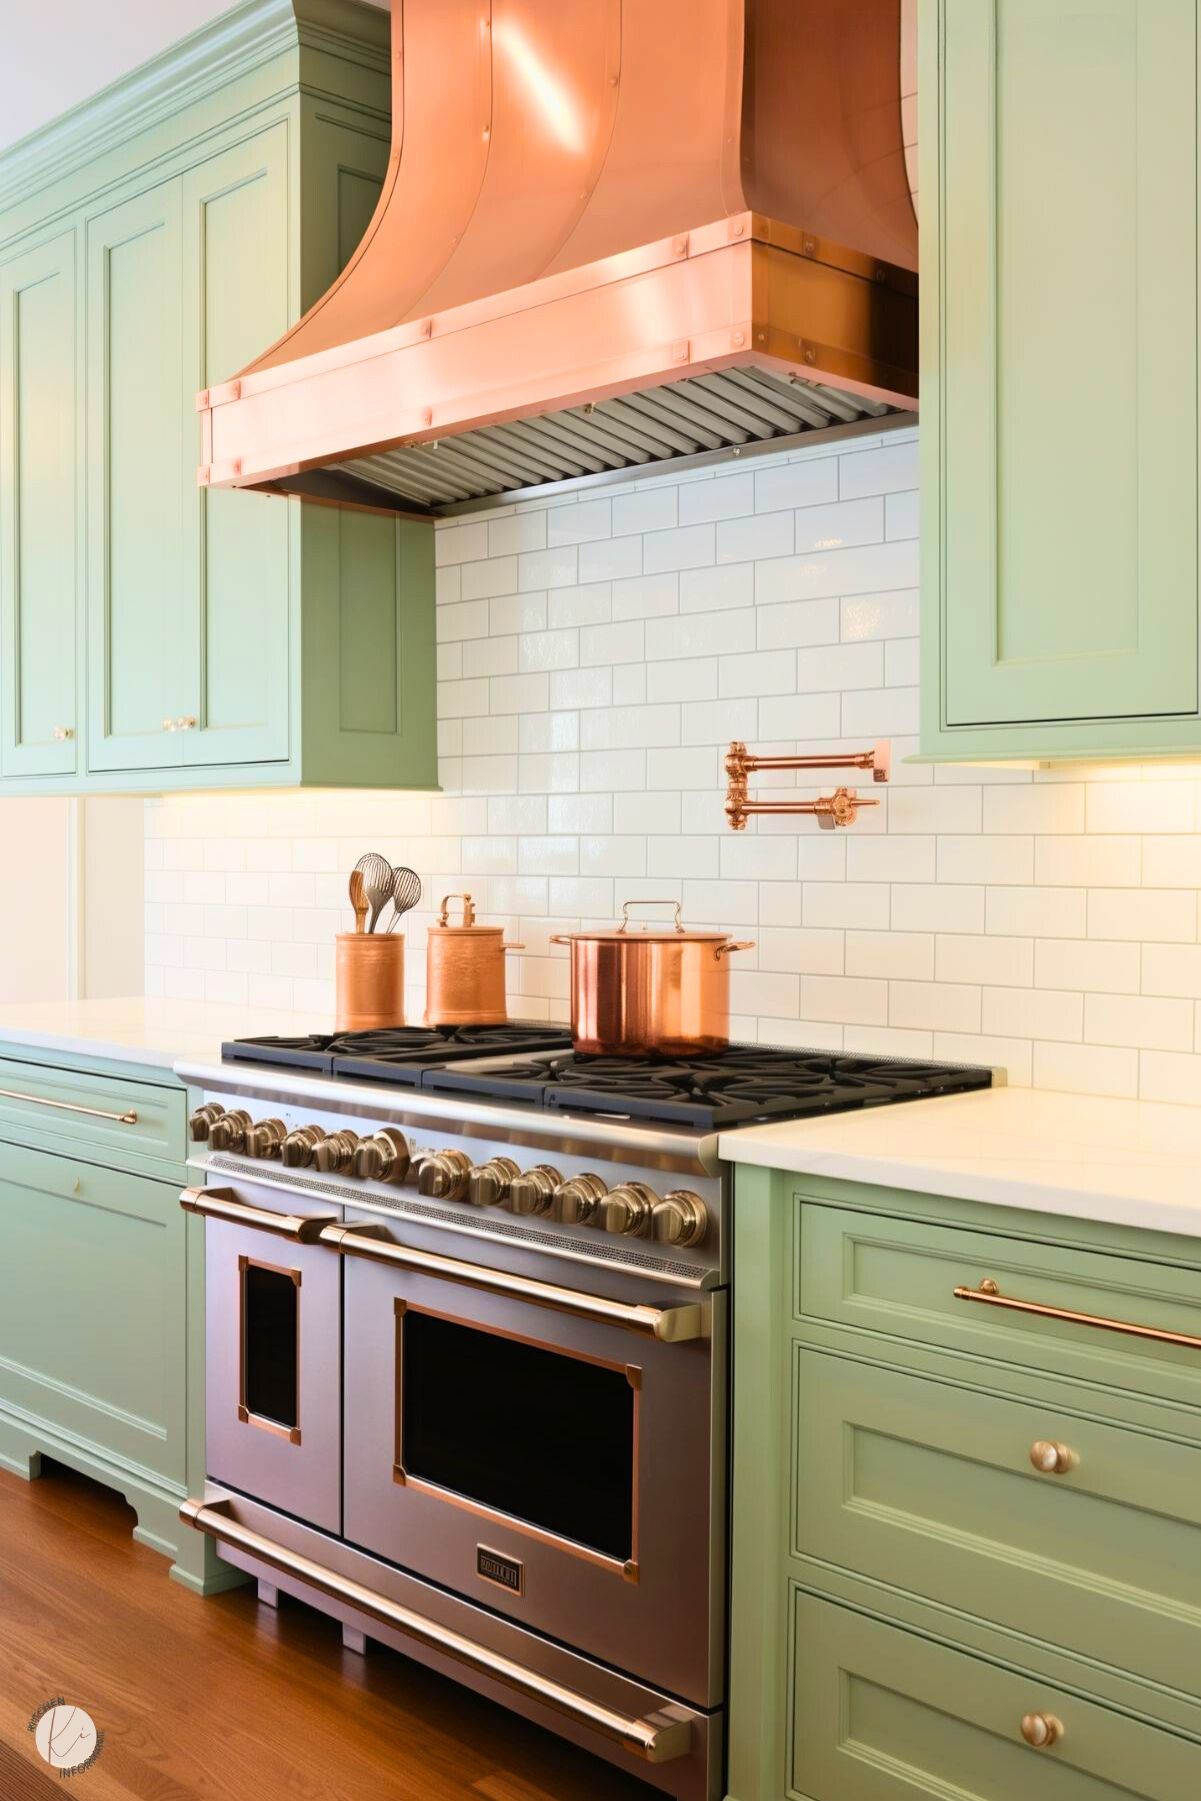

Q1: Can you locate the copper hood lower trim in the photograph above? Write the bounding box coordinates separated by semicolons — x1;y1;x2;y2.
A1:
198;214;916;515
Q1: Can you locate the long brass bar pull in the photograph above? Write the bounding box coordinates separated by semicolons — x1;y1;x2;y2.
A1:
319;1223;704;1343
179;1185;336;1244
953;1279;1201;1351
180;1499;691;1764
0;1085;137;1125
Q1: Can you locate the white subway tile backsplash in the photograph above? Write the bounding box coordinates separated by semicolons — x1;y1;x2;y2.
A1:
753;457;838;513
794;497;883;555
1084;991;1193;1052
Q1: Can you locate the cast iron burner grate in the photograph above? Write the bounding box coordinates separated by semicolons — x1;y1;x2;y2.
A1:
420;1049;993;1129
222;1023;574;1079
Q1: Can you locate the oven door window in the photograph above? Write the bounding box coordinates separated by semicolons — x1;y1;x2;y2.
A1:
397;1307;636;1565
240;1257;301;1442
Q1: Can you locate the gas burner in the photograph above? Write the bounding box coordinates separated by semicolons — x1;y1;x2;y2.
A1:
222;1023;574;1080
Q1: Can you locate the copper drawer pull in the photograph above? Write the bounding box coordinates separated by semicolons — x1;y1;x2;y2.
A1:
953;1278;1201;1351
319;1223;703;1343
179;1185;335;1243
180;1499;691;1763
0;1085;137;1125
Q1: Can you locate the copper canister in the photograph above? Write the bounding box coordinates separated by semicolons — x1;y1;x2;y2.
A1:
425;894;523;1025
335;933;405;1031
551;900;754;1056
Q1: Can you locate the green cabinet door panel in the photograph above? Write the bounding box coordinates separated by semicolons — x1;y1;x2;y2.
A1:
298;108;389;309
788;1591;1199;1801
0;1140;185;1485
86;180;187;773
0;231;79;776
181;126;290;768
793;1347;1201;1700
920;0;1201;760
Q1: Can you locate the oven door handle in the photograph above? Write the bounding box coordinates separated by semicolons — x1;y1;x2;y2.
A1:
180;1185;336;1243
180;1498;691;1763
318;1222;704;1343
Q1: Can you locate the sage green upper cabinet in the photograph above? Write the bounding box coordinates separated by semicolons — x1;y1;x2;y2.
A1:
920;0;1201;761
0;0;437;796
0;232;80;777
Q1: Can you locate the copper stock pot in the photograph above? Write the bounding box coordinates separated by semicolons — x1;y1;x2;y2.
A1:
551;900;754;1056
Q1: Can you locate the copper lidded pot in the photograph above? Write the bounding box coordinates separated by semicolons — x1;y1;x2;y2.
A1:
551;900;754;1057
425;894;523;1025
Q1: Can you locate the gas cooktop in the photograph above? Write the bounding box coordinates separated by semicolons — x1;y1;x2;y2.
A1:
221;1029;991;1131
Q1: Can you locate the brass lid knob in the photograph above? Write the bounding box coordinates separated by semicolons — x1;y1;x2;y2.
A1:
1020;1712;1063;1749
281;1125;325;1169
599;1182;656;1236
314;1130;359;1174
552;1173;606;1226
243;1118;286;1159
418;1149;472;1201
208;1109;251;1152
507;1165;562;1216
466;1157;520;1208
353;1129;412;1186
188;1102;225;1143
651;1190;708;1248
1029;1440;1076;1476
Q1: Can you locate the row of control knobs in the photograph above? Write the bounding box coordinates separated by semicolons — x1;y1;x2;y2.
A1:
189;1104;707;1246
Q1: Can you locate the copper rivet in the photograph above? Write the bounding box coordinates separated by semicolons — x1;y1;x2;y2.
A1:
804;349;816;363
733;331;745;347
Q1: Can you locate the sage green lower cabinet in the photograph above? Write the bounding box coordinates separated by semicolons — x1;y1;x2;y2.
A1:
727;1166;1201;1800
0;1049;231;1595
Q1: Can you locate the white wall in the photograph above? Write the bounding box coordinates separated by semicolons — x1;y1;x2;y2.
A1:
145;423;1201;1105
0;797;144;1003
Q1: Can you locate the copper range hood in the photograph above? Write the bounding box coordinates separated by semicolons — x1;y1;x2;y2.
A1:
198;0;918;516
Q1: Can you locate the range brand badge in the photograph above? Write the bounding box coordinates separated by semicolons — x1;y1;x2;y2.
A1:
28;1698;104;1777
476;1545;524;1595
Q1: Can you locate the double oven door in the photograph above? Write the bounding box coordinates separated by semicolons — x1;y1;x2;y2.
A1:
200;1176;724;1709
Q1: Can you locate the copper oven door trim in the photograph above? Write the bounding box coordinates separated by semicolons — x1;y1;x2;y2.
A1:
237;1254;304;1446
391;1296;642;1583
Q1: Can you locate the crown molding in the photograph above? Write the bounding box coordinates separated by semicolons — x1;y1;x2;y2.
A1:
0;0;389;217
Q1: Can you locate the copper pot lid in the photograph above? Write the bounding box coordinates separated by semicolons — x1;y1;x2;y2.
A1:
554;900;736;944
432;894;505;936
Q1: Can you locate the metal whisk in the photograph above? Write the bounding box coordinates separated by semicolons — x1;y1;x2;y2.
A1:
386;866;423;933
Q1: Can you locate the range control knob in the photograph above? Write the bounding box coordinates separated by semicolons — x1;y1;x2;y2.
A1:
598;1181;657;1237
418;1149;473;1202
651;1190;708;1249
208;1109;252;1153
313;1129;360;1175
552;1173;607;1226
466;1157;520;1208
353;1129;411;1185
189;1102;225;1142
242;1118;286;1160
280;1125;325;1169
507;1164;562;1217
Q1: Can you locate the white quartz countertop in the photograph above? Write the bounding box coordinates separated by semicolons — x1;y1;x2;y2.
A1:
0;997;321;1074
719;1086;1201;1240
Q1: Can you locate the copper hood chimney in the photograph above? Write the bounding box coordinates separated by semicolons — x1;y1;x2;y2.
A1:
199;0;917;514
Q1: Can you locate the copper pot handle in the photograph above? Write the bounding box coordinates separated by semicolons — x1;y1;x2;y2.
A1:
437;893;477;927
618;899;685;935
714;939;755;957
502;943;525;953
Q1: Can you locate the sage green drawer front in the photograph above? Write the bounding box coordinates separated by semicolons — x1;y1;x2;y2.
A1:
798;1202;1201;1423
790;1590;1199;1801
794;1348;1201;1700
0;1140;185;1483
0;1056;185;1172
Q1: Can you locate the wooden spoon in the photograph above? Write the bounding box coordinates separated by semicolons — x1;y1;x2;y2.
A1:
348;868;368;934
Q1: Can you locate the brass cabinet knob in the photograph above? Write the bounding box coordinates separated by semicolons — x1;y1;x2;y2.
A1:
53;726;74;742
242;1118;286;1159
1029;1440;1076;1476
162;717;176;732
651;1190;708;1248
176;716;197;731
466;1156;520;1208
188;1102;225;1142
1020;1712;1064;1749
208;1109;251;1152
552;1173;607;1226
418;1149;472;1202
313;1129;360;1174
280;1125;325;1168
507;1164;562;1216
599;1181;656;1237
353;1128;412;1186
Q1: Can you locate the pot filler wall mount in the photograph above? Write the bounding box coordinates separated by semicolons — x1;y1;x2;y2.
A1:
194;0;918;516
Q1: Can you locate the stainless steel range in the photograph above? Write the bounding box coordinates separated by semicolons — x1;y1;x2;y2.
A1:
176;1027;991;1801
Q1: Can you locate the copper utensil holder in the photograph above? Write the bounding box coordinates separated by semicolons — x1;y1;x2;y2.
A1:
336;933;405;1031
426;894;522;1026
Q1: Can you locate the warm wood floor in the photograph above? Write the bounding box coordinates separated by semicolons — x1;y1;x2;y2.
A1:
0;1462;653;1801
